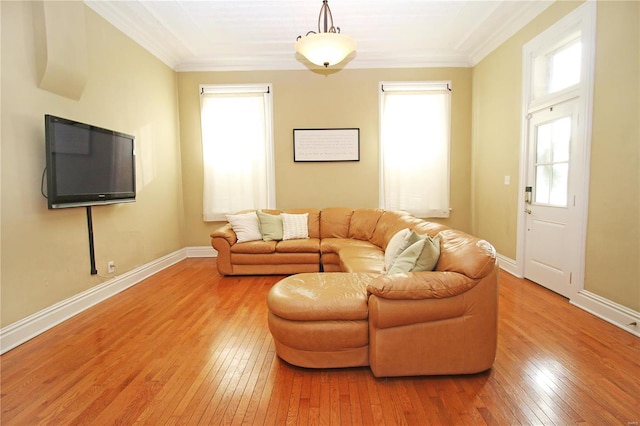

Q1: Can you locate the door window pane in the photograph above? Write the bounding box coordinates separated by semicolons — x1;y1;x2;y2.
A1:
550;163;569;206
535;165;551;204
552;117;571;162
534;115;571;207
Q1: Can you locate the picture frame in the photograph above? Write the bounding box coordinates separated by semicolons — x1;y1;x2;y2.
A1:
293;128;360;162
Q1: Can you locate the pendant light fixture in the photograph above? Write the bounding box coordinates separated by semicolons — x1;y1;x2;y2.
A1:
295;0;356;68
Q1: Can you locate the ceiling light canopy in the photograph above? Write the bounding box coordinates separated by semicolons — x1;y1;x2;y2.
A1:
295;0;356;68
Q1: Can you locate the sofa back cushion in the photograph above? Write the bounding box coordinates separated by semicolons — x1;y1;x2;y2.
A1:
370;210;421;249
435;229;497;279
349;208;384;241
320;207;354;238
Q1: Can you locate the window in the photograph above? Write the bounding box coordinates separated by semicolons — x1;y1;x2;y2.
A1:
533;114;571;206
200;84;275;221
379;81;451;217
531;31;583;102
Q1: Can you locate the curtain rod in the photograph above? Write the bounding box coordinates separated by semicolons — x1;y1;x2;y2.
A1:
381;83;451;92
200;86;270;95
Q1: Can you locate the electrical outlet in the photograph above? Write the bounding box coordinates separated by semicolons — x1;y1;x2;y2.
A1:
107;261;115;274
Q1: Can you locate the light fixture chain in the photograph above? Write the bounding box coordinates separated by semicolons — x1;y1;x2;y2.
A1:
318;0;335;34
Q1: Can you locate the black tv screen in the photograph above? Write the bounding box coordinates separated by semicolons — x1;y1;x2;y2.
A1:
45;115;136;209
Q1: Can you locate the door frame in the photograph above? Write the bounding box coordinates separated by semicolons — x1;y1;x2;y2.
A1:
515;1;596;298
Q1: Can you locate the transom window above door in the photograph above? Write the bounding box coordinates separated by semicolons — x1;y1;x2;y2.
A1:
532;32;583;102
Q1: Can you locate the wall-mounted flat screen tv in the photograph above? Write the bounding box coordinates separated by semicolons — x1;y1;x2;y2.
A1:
44;114;136;209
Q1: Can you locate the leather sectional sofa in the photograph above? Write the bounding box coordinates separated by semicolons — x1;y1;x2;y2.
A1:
210;207;499;377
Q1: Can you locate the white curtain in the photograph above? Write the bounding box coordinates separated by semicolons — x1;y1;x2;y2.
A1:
379;83;451;218
200;85;274;221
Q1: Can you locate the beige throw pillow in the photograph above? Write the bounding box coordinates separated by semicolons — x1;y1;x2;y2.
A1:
226;211;262;243
281;212;309;240
384;228;411;271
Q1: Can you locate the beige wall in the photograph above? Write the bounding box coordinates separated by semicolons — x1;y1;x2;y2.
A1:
0;2;184;327
178;68;472;246
472;1;639;310
586;1;639;309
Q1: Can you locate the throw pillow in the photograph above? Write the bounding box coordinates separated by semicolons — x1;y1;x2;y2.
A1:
226;211;262;243
281;212;309;240
387;235;440;274
256;210;283;241
384;228;411;271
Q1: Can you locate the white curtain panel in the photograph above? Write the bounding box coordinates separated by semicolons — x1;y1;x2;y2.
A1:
380;83;451;218
200;86;274;221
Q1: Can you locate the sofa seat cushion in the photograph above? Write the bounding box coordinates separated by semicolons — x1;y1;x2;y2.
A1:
276;238;320;253
339;246;385;274
230;240;276;254
267;272;377;321
231;252;319;266
321;238;378;254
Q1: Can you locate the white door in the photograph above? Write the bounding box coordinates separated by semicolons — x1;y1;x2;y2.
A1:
524;100;580;298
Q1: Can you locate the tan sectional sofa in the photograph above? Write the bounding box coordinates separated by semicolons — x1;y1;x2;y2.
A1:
210;207;499;377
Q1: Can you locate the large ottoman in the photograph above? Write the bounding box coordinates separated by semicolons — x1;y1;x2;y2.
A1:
266;272;376;369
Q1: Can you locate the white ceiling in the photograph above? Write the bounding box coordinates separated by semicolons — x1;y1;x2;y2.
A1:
84;0;553;72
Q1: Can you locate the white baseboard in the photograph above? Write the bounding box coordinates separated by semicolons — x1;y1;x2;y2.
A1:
185;245;217;258
0;248;189;355
497;252;639;337
497;253;521;277
571;290;640;338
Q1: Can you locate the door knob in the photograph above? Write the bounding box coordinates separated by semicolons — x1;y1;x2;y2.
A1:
525;208;532;214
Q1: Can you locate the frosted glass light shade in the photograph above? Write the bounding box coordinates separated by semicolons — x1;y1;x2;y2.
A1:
295;32;356;67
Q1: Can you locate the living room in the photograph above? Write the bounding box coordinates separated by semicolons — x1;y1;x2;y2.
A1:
1;0;638;422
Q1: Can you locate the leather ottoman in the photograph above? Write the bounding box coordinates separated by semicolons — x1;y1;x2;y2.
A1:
266;272;376;369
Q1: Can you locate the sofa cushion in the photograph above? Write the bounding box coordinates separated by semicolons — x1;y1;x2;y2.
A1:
320;207;354;238
370;210;422;249
230;240;277;254
387;235;440;274
339;245;385;274
267;272;374;321
282;212;309;240
276;238;320;253
321;238;375;255
256;209;283;241
349;208;384;241
226;212;262;243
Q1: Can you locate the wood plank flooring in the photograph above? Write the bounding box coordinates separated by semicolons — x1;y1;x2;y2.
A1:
1;258;639;425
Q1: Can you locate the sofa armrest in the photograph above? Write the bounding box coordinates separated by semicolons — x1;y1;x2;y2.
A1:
210;223;237;245
366;271;477;300
210;223;237;275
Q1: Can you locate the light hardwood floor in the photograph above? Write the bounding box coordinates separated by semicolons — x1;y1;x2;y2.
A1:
1;258;639;425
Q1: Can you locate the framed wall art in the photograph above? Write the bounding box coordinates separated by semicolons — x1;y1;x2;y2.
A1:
293;128;360;162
